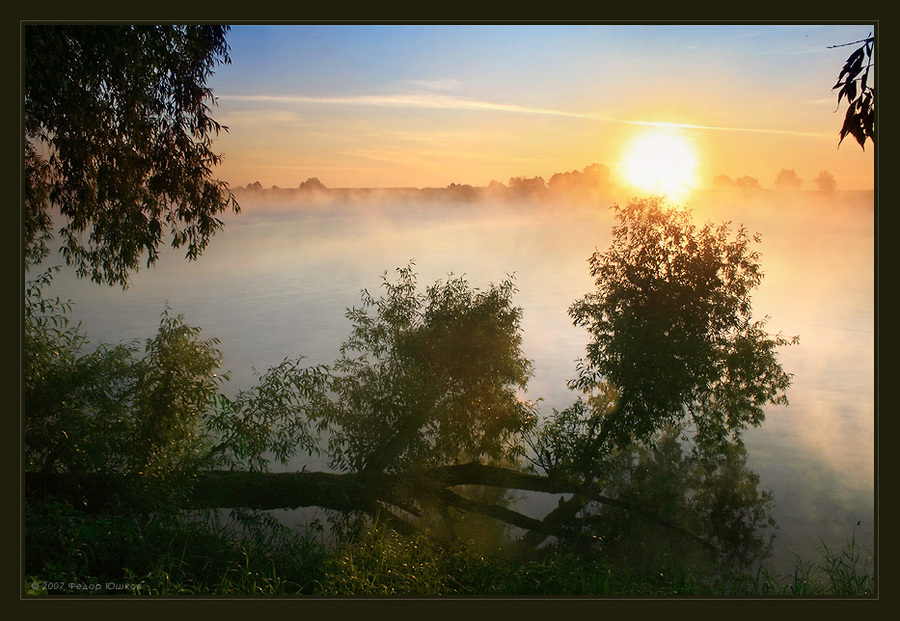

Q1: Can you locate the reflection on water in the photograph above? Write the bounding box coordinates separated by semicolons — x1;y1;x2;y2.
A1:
33;188;874;575
594;428;777;578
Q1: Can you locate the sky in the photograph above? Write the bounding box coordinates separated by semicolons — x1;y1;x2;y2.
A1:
205;24;876;192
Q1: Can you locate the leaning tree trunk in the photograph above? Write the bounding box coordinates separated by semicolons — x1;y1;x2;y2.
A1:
24;463;715;553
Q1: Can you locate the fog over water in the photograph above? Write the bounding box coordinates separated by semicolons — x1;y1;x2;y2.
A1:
33;185;875;575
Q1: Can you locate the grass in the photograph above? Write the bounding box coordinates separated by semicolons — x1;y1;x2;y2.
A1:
747;533;874;596
23;501;874;597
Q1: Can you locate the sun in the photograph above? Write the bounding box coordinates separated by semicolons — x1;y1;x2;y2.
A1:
619;127;699;200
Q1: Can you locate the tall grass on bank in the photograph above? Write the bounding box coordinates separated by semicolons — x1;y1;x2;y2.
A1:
24;501;873;596
744;533;874;596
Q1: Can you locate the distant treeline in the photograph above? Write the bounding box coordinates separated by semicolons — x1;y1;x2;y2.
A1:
236;163;616;203
236;163;851;204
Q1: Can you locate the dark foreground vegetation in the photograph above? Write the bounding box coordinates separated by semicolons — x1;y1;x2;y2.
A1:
25;499;872;596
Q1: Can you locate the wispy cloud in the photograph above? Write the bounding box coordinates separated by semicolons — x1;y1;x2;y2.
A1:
624;119;834;139
219;92;834;139
398;78;464;92
220;92;585;117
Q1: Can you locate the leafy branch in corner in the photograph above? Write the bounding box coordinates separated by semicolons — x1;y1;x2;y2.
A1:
830;34;875;149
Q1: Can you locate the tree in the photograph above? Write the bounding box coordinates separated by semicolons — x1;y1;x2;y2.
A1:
734;175;762;197
298;177;327;192
507;176;547;199
774;168;802;192
548;163;612;198
322;265;534;477
24;271;227;506
831;34;875;149
514;199;794;554
567;199;796;451
813;170;837;194
713;174;735;189
24;25;239;287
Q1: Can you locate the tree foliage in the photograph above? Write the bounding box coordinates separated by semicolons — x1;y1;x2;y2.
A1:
831;34;875;149
774;168;802;192
323;265;535;475
206;358;331;472
515;201;793;560
24;272;227;505
566;199;796;451
24;25;239;287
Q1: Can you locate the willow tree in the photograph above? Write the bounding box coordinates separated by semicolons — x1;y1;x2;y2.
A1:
24;24;239;287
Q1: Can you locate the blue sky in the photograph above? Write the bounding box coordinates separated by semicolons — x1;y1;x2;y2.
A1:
206;24;875;190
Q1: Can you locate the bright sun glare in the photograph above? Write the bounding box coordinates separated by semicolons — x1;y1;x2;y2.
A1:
619;128;699;200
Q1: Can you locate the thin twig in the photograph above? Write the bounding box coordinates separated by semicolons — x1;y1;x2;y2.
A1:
827;35;873;49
